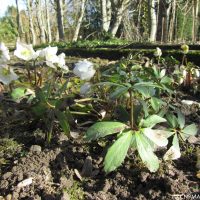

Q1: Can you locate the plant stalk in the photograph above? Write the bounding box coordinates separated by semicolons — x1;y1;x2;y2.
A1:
129;89;134;130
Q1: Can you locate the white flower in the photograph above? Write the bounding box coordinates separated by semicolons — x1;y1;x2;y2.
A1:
39;46;59;68
73;60;95;80
57;53;68;71
163;145;181;161
194;69;200;78
154;47;162;57
80;82;92;96
0;65;18;85
14;41;36;61
0;42;10;63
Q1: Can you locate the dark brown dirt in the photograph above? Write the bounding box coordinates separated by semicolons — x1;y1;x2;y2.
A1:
0;128;199;200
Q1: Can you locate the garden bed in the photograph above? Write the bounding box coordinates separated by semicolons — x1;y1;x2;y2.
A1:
0;54;200;200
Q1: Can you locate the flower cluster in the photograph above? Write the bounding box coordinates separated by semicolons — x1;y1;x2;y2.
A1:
0;42;18;85
14;41;68;71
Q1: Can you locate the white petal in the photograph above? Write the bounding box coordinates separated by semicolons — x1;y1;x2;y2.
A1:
14;41;36;61
0;67;18;85
0;42;10;63
73;60;95;80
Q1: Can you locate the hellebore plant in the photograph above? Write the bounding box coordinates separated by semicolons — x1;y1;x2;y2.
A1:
85;55;174;173
179;44;199;89
164;111;198;160
10;41;72;143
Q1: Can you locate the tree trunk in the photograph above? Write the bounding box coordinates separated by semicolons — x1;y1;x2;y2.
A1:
110;0;130;37
56;0;65;41
168;0;176;42
162;2;171;43
192;0;199;42
101;0;111;32
149;0;157;42
15;0;24;40
45;0;52;43
36;0;46;43
72;0;87;42
27;0;36;45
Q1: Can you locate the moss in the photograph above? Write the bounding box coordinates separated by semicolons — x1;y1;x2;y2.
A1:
0;138;22;175
64;181;84;200
58;47;200;66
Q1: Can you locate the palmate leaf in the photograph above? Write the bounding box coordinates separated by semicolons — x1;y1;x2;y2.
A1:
85;121;127;141
104;130;133;173
141;115;166;128
135;132;159;172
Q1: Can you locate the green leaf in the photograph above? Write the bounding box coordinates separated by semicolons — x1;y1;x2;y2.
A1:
96;82;125;88
32;102;47;117
143;128;168;147
114;105;129;123
134;85;155;98
134;82;162;89
130;134;137;148
11;87;34;102
140;100;149;118
182;124;198;137
150;97;164;113
110;87;129;100
55;110;70;135
177;111;185;129
163;133;181;160
135;132;159;172
166;113;178;128
160;76;173;84
85;122;127;141
104;130;133;173
141;115;166;128
35;87;47;102
133;104;143;124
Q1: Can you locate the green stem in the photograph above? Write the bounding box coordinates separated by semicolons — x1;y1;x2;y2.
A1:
129;89;134;130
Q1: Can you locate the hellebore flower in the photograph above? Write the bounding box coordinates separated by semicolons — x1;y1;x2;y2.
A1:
39;46;59;68
14;41;36;61
80;82;92;96
73;60;95;80
181;44;189;54
0;42;10;63
154;47;162;57
0;65;18;85
57;53;69;71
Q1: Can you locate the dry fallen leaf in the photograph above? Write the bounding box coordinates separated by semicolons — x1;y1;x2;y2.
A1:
74;169;82;181
17;177;33;188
